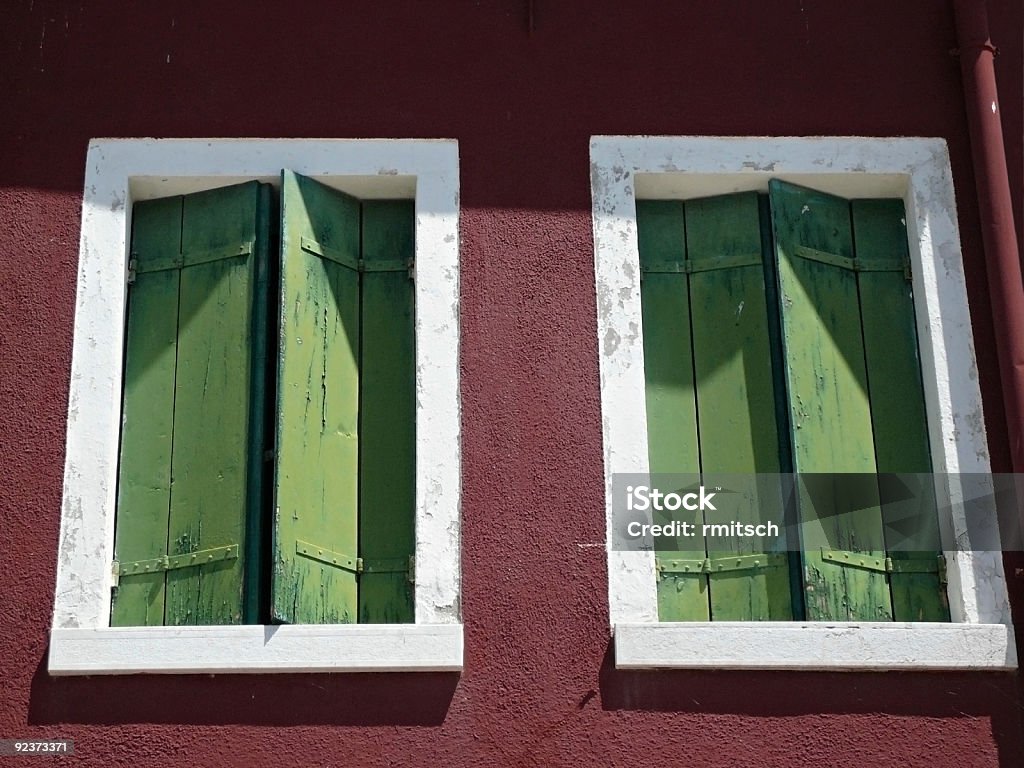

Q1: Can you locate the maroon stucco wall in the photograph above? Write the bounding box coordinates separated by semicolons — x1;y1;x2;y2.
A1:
2;2;1023;765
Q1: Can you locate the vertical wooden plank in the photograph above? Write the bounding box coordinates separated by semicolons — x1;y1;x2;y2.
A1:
853;198;949;621
685;193;792;620
636;201;708;621
358;201;416;623
273;170;361;624
165;181;262;625
111;196;183;626
259;188;283;623
760;194;806;620
770;179;892;621
243;183;274;624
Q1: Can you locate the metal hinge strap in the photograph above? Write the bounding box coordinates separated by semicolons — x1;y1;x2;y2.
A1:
361;556;412;574
888;554;948;583
641;252;762;276
794;245;909;278
793;245;856;271
688;252;763;274
301;236;413;277
129;243;253;282
640;259;687;275
116;544;239;577
296;540;360;573
820;549;889;573
362;259;412;274
295;541;415;582
820;549;946;580
301;236;360;272
656;552;788;578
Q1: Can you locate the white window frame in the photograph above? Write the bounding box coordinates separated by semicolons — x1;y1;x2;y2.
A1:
49;139;462;675
591;135;1017;671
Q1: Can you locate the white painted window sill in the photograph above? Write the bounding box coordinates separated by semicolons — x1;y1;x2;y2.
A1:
48;623;463;675
614;622;1017;671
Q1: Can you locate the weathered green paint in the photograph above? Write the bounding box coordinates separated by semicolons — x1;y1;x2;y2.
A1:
113;182;266;627
636;201;708;621
770;180;892;621
111;195;183;627
165;182;264;626
853;198;949;621
759;194;806;620
273;171;361;624
685;193;792;621
358;201;416;623
119;544;239;576
658;552;789;575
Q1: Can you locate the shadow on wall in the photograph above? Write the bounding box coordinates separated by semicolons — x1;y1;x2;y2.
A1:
28;652;459;726
596;641;1024;767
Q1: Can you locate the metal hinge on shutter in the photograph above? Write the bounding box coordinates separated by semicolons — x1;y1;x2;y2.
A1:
300;237;414;279
820;549;947;583
656;552;788;579
127;242;254;284
111;544;239;588
793;245;911;280
295;540;415;583
640;252;763;281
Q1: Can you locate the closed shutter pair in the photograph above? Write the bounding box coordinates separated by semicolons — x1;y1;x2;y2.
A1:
112;172;414;627
640;180;947;623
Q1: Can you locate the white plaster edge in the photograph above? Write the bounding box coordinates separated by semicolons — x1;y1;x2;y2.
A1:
614;622;1017;671
412;169;462;625
54;139;462;658
48;623;463;675
591;135;1013;633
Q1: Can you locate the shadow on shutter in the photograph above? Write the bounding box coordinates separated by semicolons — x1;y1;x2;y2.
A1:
853;199;949;622
685;192;793;621
637;201;708;621
112;196;183;627
359;201;416;623
113;181;269;627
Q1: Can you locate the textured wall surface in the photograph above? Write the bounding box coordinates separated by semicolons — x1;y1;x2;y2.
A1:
1;1;1022;766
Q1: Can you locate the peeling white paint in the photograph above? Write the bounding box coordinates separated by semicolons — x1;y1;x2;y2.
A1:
591;136;1013;668
51;138;463;674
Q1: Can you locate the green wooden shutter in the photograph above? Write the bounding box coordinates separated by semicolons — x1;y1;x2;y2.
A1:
636;201;707;621
769;179;892;621
358;201;416;623
273;170;362;624
852;199;948;621
112;181;271;627
685;193;792;620
112;196;182;626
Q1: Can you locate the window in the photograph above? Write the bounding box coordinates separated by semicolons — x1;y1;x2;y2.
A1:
638;183;947;624
113;173;416;628
592;136;1016;670
50;139;462;674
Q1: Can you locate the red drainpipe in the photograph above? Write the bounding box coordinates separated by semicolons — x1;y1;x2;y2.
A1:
953;0;1024;494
